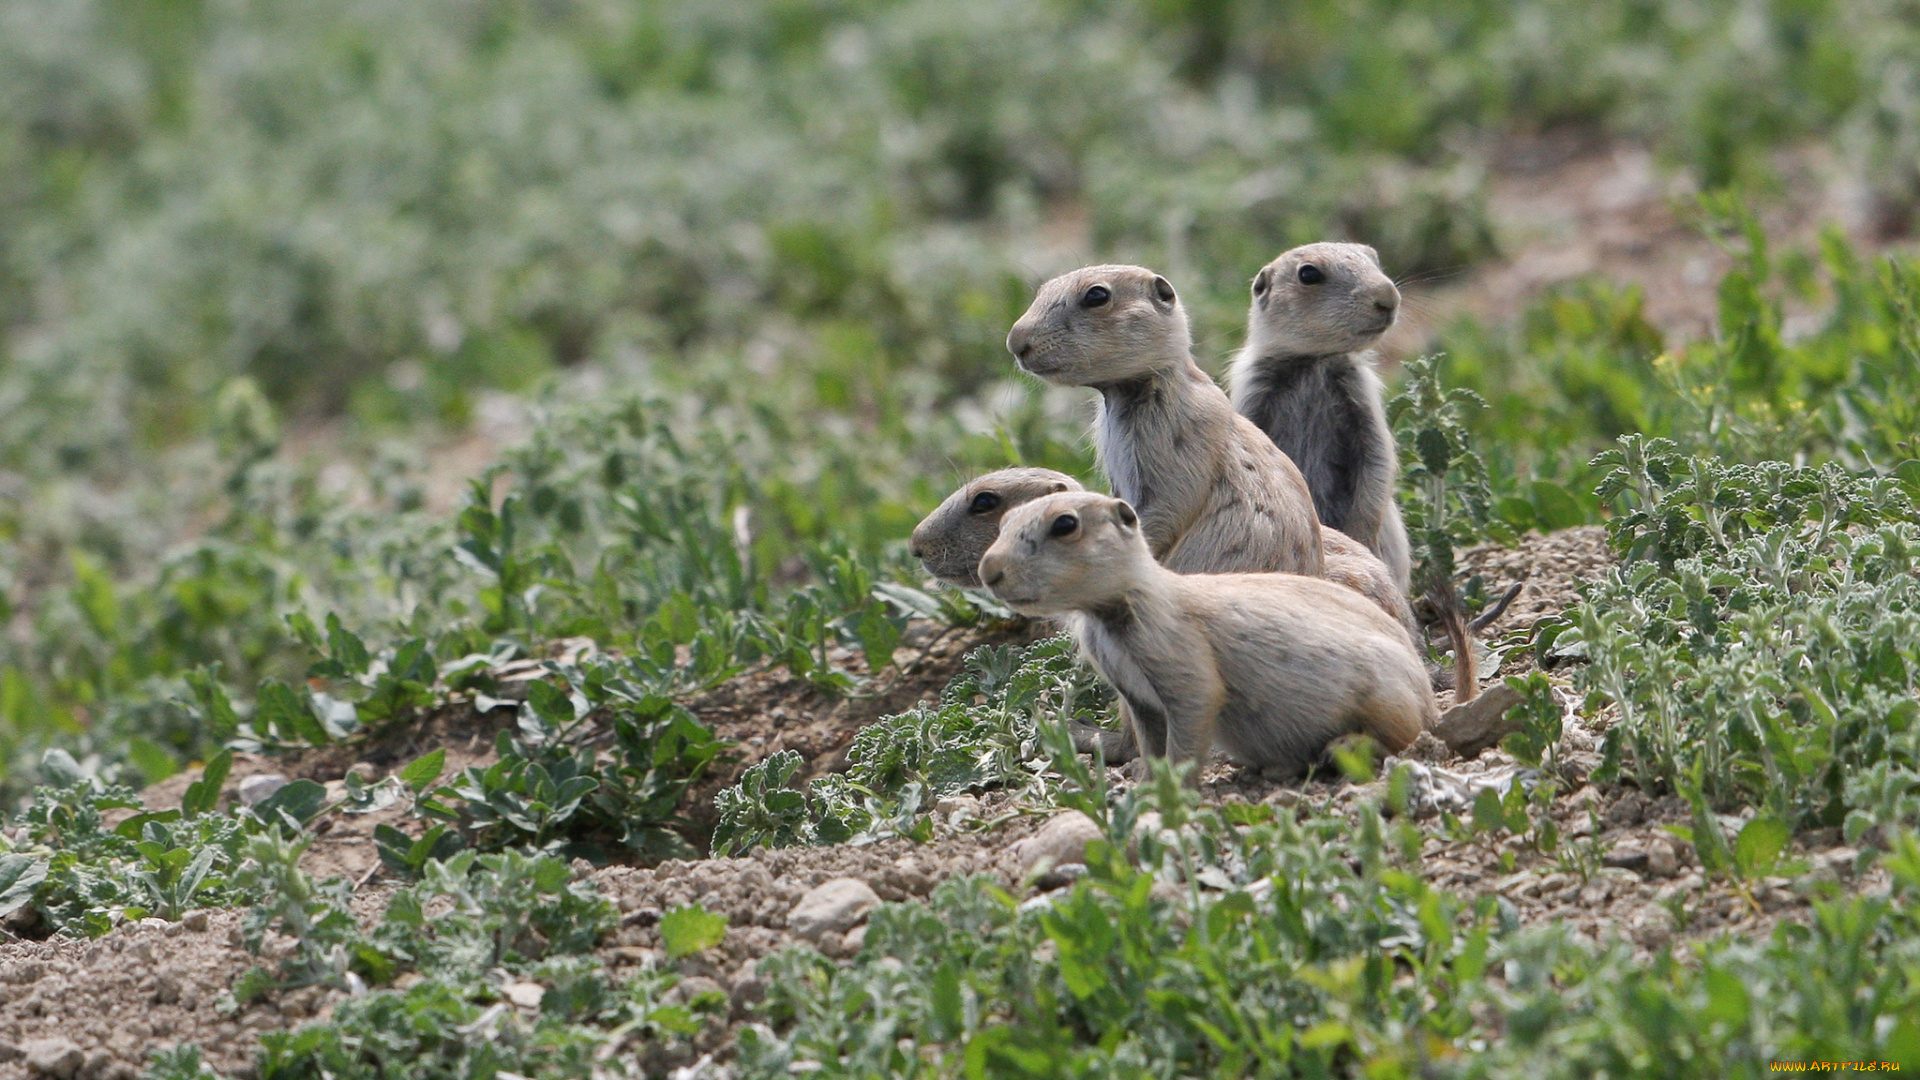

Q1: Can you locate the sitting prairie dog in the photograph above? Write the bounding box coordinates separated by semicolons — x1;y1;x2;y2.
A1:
1006;265;1323;578
978;491;1433;775
911;467;1413;633
1227;242;1411;590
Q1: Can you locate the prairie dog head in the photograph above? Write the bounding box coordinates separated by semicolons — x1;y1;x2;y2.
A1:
909;468;1084;587
977;491;1150;616
1005;265;1190;386
1245;242;1400;356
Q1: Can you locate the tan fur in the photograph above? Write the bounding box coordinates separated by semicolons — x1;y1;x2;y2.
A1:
979;491;1433;775
913;467;1417;763
1227;242;1411;590
1006;265;1323;578
909;468;1079;587
912;467;1411;633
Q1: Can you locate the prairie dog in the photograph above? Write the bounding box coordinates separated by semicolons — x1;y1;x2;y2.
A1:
978;491;1432;774
909;468;1078;588
911;467;1413;632
1006;265;1323;578
1227;242;1410;590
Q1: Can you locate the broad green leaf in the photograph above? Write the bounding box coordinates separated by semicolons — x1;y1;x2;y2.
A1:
183;750;233;817
659;903;729;959
256;681;329;746
400;749;447;793
0;855;48;918
527;679;577;726
127;738;178;784
1733;815;1789;878
253;779;329;827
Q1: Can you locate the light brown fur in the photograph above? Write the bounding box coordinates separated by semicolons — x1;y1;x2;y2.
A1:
1006;265;1323;578
913;467;1417;763
979;491;1433;775
912;467;1412;632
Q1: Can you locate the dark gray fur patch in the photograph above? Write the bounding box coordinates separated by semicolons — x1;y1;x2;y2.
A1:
1089;598;1134;634
1239;352;1383;534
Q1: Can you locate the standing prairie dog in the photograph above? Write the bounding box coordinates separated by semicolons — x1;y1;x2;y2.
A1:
978;491;1432;774
1006;265;1323;578
910;467;1414;634
1227;242;1411;591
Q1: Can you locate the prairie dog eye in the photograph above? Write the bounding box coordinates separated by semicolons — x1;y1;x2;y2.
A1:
1252;269;1270;297
1297;264;1325;285
968;491;1002;514
1048;513;1080;538
1080;285;1110;308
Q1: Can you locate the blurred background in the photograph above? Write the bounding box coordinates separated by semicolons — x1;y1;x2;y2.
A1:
2;0;1918;787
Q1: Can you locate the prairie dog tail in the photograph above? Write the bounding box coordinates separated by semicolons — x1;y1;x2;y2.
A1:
1429;577;1478;705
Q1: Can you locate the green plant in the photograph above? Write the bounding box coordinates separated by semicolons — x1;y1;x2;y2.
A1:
426;662;727;861
1549;438;1920;830
711;635;1113;855
4;760;257;938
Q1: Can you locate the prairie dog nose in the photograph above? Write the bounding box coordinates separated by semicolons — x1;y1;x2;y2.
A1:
978;552;1006;588
1006;321;1033;361
1373;281;1401;315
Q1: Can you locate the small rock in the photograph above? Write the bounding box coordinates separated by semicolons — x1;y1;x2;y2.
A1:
1400;731;1452;763
842;924;867;953
621;907;663;929
880;858;933;897
1033;862;1088;892
504;982;545;1009
23;1038;84;1080
1645;838;1680;879
1603;790;1649;829
1;962;44;986
181;910;210;933
1603;840;1650;874
787;878;880;943
665;975;725;1008
237;774;288;807
1014;812;1103;880
1820;847;1860;880
729;973;765;1019
1263;788;1301;809
934;794;981;825
0;1041;21;1063
1431;682;1526;758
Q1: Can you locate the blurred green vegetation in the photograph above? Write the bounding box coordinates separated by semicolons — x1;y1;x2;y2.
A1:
5;0;1918;463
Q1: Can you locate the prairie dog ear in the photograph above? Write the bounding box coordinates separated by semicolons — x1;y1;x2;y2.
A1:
1049;479;1071;494
1150;275;1176;305
1361;244;1382;268
1113;500;1139;529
